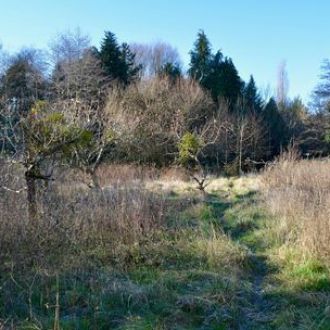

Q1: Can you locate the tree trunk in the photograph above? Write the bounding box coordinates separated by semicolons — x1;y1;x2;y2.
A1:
238;124;244;176
25;172;37;221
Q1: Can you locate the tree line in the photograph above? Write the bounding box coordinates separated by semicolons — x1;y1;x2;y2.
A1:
0;28;329;218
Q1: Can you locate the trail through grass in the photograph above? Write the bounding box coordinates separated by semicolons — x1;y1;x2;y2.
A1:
1;175;330;329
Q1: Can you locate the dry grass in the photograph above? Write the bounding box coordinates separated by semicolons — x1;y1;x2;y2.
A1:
262;153;330;263
0;163;167;274
0;160;252;328
3;156;329;328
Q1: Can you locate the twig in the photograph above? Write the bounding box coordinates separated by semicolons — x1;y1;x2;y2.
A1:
0;185;27;194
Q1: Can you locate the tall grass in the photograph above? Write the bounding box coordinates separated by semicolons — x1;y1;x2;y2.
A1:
1;163;169;272
0;162;250;328
262;153;330;263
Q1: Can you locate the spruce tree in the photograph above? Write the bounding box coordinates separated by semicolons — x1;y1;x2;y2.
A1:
203;50;223;102
263;97;288;157
217;58;243;110
243;75;263;115
120;42;141;84
99;31;140;85
188;30;212;85
188;31;243;110
99;31;123;81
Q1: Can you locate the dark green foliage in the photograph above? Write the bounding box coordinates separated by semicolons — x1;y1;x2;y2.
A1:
98;31;140;85
243;75;263;116
214;57;243;109
158;62;182;82
203;50;224;101
99;31;123;80
297;113;330;156
1;29;329;178
263;98;288;157
188;31;243;109
0;55;46;114
0;51;47;153
120;42;141;85
188;30;212;84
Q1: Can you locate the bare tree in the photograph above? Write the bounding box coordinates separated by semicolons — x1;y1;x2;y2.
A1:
106;77;213;165
51;48;108;114
0;44;9;78
50;50;111;188
178;113;225;197
276;60;289;108
130;41;182;77
49;28;91;65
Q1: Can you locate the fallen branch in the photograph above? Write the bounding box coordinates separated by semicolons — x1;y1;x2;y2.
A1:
0;185;27;194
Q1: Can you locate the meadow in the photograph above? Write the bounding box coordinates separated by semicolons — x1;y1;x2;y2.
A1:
1;155;329;329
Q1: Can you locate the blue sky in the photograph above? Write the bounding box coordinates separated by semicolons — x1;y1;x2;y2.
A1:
0;0;330;102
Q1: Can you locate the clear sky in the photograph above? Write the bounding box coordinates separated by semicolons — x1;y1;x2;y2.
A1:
0;0;330;102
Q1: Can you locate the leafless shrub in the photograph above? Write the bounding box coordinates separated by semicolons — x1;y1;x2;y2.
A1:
107;77;214;166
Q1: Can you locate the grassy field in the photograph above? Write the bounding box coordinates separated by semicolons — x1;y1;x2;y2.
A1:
0;159;330;329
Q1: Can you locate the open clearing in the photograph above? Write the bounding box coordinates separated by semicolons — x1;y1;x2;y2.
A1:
1;164;330;329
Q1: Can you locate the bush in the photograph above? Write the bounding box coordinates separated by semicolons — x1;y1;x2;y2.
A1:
106;77;214;166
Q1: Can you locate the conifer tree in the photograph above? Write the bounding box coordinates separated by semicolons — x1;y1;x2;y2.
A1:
243;75;263;115
217;58;243;110
263;97;288;157
99;31;140;85
158;62;182;82
188;30;212;84
203;50;223;102
120;42;141;85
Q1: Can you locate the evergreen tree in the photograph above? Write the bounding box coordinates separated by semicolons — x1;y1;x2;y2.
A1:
217;58;243;110
263;98;288;157
1;53;46;115
99;31;140;85
203;50;223;102
283;97;307;139
99;31;123;80
158;62;182;82
188;31;243;109
243;75;263;115
188;30;212;84
120;42;141;85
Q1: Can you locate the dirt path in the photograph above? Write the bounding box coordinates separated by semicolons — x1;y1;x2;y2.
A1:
213;191;278;329
239;252;275;329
